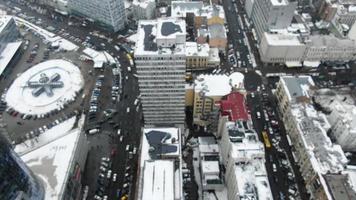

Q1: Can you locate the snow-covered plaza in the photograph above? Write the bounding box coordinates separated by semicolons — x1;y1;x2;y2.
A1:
5;59;84;115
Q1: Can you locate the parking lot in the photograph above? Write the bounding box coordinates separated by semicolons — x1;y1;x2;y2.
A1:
0;27;95;144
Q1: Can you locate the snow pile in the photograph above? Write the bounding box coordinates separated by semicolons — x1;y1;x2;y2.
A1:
5;59;84;115
83;47;116;68
14;16;78;51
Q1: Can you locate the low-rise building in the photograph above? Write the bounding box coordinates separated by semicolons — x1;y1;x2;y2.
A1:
137;127;183;200
197;137;224;191
185;42;220;70
193;72;245;126
132;0;156;20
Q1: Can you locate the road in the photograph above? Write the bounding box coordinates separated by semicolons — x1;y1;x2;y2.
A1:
244;71;309;200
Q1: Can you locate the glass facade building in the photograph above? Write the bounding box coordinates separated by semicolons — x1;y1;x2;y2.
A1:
0;133;44;200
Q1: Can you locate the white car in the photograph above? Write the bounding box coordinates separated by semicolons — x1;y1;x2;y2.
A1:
120;136;124;142
107;170;112;179
250;92;255;98
112;173;117;182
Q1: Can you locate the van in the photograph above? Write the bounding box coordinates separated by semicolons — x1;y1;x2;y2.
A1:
126;107;130;113
88;128;99;135
256;111;261;119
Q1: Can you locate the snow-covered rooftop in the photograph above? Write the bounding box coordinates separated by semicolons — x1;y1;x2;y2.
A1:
171;1;225;21
291;103;348;174
280;75;314;103
264;32;303;46
194;72;244;96
0;41;22;76
142;160;175;200
140;127;181;166
201;161;220;174
20;115;85;200
5;59;84;115
185;42;209;57
234;159;273;200
135;18;186;55
132;0;155;9
83;47;116;68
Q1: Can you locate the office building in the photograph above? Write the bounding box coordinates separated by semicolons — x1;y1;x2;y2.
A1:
136;127;183;200
0;16;19;44
249;0;297;41
134;18;186;126
68;0;126;31
0;132;45;200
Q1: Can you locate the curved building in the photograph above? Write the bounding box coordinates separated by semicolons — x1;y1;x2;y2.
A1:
0;132;44;200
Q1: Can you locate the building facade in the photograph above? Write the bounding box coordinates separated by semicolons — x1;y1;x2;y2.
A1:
134;18;186;126
0;132;45;200
68;0;126;31
132;0;156;20
0;16;20;44
249;0;297;41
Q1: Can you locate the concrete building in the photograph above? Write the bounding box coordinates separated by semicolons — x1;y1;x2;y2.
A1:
249;0;297;41
193;72;245;126
334;5;356;28
185;42;220;70
218;121;272;200
34;0;69;15
132;0;156;20
312;88;356;151
134;18;186;126
197;137;224;191
68;0;126;32
14;116;89;200
0;16;22;80
0;16;19;44
275;76;356;199
259;32;306;65
137;128;183;200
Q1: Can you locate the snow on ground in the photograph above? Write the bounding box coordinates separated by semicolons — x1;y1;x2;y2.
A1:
15;116;77;155
127;33;138;43
14;16;79;51
83;47;116;68
20;114;85;200
5;59;84;115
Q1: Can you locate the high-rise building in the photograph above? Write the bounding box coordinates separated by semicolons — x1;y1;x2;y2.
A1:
0;132;44;200
134;18;186;126
68;0;126;32
249;0;297;41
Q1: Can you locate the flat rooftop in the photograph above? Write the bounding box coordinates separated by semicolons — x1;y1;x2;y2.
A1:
132;0;155;9
235;159;273;200
264;32;303;46
194;72;244;97
141;128;181;166
20;116;81;199
135;18;186;55
291;104;348;174
280;75;314;102
186;42;209;57
142;160;175;200
171;2;225;20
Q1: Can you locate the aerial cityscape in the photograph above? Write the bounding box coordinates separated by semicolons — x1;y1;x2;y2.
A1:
0;0;356;200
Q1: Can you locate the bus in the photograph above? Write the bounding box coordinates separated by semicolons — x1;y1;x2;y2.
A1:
262;131;271;148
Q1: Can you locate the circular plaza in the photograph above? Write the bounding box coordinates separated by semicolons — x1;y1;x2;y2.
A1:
5;59;84;116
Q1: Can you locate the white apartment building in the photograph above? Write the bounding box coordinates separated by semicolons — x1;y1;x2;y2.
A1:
68;0;126;32
132;0;156;20
275;76;356;199
134;18;186;126
249;0;297;41
218;121;272;200
137;128;183;200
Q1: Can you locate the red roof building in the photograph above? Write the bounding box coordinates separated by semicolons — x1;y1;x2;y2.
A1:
219;92;249;121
